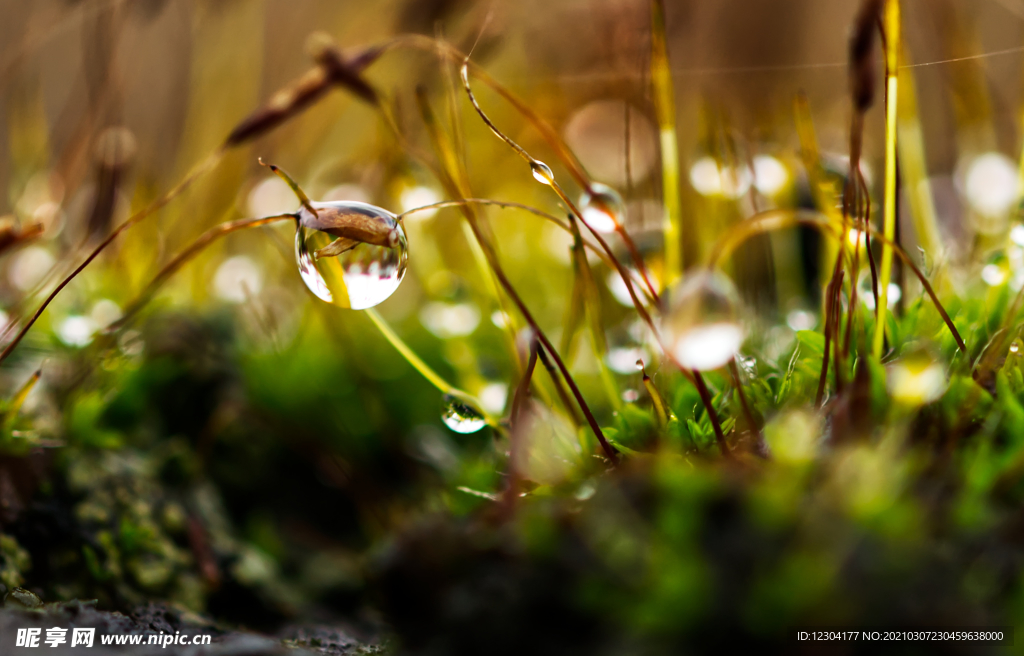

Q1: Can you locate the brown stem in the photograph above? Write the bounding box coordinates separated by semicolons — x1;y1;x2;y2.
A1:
505;337;540;509
469;218;619;464
831;270;846;394
728;360;764;455
107;214;296;332
817;261;845;407
693;369;731;459
709;210;967;355
536;344;583;427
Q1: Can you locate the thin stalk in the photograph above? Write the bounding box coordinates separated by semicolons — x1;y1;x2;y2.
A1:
707;209;967;355
364;308;491;423
817;262;843;407
831;270;846;394
361;35;660;300
399;199;654;302
535;344;583;428
728;360;761;450
459;57;730;449
897;46;942;258
414;89;525;378
0;148;225;367
110;213;295;329
642;366;669;429
417;73;617;460
459;62;657;331
650;0;684;282
874;0;901;357
505;336;540;509
469;215;617;461
693;370;730;459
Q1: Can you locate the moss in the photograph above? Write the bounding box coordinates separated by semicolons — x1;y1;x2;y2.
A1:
0;535;30;590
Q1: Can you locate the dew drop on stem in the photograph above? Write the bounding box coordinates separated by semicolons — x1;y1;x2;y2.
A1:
294;200;408;310
530;160;555;185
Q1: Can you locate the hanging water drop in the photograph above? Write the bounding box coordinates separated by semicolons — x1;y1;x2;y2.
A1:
662;271;745;371
441;394;487;434
294;201;408;310
530;160;555;185
579;183;624;233
1011;339;1021;355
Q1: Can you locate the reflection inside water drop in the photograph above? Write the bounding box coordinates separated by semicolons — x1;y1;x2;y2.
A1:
294;201;408;310
531;160;555;185
441;395;487;434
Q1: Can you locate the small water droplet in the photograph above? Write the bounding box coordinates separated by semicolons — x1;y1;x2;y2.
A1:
662;271;744;371
441;394;487;434
635;358;644;371
531;160;555;185
294;201;408;310
579;183;624;233
1011;340;1021;354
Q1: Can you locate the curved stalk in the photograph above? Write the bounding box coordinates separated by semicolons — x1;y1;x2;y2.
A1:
708;209;966;355
103;210;494;426
0;149;225;367
109;213;295;331
364;308;494;425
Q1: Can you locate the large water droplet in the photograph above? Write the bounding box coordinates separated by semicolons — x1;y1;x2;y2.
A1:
441;394;487;434
294;201;408;310
579;183;624;233
531;160;555;185
662;271;745;371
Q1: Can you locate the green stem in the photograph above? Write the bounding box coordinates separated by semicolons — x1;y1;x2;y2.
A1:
364;308;493;425
874;0;901;357
651;0;683;282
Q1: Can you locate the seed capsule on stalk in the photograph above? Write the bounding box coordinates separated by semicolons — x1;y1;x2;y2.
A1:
294;200;408;310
